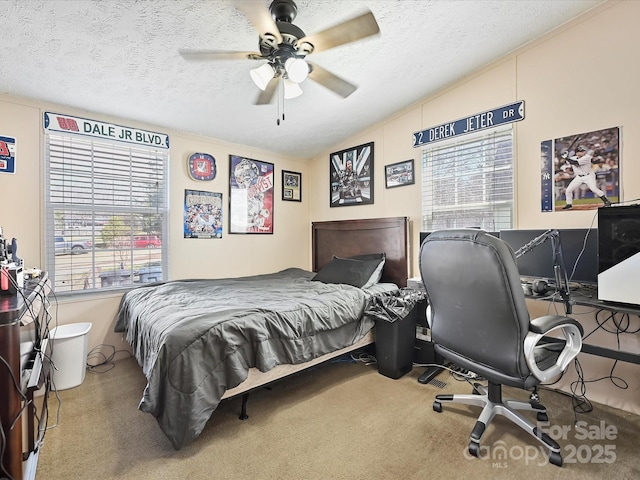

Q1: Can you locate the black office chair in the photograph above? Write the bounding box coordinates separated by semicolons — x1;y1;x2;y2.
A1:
419;229;583;467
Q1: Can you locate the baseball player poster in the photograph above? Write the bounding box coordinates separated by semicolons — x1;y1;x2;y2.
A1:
541;126;620;212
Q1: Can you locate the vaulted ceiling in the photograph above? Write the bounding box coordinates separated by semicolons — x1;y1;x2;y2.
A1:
1;0;604;159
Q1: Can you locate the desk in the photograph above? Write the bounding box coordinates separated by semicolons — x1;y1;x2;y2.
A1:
527;284;640;366
0;274;50;480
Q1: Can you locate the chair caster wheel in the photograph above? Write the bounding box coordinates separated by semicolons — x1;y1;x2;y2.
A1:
433;401;442;413
468;442;480;457
549;451;563;466
537;412;548;422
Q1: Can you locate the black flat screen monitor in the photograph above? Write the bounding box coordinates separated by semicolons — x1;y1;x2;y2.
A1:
499;228;598;285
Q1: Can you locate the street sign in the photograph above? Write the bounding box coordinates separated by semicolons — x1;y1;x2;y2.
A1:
412;100;525;148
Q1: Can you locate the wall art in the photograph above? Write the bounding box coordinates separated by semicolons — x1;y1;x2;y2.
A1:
282;170;302;202
329;142;373;207
184;189;223;238
229;155;274;233
385;159;414;188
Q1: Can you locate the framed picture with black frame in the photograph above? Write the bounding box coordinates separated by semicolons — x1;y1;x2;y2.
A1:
329;142;374;207
282;170;302;202
385;159;415;188
229;154;274;234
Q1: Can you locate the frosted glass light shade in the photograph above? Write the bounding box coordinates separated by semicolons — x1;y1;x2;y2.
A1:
284;57;309;83
250;63;275;91
283;79;303;99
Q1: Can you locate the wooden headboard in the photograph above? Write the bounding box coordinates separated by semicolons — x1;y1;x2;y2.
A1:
311;217;410;288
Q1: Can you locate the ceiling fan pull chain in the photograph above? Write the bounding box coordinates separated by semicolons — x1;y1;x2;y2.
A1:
277;75;286;125
281;76;285;124
282;83;286;123
277;76;281;125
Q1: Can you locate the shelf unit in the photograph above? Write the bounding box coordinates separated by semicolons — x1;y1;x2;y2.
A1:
0;274;50;480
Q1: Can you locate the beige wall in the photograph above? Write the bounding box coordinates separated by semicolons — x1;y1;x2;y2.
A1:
307;0;639;415
1;1;637;413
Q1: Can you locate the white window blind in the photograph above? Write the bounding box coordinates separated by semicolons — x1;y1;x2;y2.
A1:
44;133;169;295
421;127;514;232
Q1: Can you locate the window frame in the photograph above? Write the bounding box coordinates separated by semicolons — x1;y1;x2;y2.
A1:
44;131;169;296
421;126;514;232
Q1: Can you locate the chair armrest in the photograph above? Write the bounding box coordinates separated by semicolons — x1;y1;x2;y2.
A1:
530;315;584;336
524;316;583;383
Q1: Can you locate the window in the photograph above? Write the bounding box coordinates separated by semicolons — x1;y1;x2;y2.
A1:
44;132;169;295
421;127;514;232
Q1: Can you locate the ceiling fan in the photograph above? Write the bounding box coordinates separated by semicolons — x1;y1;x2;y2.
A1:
179;0;380;106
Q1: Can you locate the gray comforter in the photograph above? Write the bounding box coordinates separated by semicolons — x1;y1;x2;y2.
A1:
115;268;378;449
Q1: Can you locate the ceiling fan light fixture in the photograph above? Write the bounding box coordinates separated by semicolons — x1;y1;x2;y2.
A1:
250;63;276;91
284;57;309;84
283;78;303;99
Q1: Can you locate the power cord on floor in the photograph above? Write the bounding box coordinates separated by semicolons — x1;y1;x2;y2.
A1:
86;344;132;373
350;352;377;366
413;362;484;383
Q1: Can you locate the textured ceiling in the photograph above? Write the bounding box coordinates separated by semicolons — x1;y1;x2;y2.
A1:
1;0;604;160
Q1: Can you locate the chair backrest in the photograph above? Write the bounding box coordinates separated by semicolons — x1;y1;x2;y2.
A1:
419;229;532;382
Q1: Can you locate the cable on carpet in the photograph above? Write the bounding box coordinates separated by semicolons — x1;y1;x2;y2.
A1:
349;352;377;366
86;344;133;373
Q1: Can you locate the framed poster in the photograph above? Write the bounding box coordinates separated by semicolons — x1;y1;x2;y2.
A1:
229;155;274;234
329;142;374;207
183;190;223;238
385;159;415;188
541;126;620;212
282;170;302;202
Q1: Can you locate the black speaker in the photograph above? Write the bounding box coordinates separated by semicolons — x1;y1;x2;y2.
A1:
598;205;640;273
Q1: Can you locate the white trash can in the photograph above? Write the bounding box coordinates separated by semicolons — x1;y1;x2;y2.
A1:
49;323;92;390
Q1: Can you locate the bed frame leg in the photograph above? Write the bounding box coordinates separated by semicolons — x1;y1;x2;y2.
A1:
239;393;249;420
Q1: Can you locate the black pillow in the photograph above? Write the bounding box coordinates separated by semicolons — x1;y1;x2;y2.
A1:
312;257;383;288
340;253;386;288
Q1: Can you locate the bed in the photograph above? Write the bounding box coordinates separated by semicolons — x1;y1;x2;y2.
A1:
115;216;410;449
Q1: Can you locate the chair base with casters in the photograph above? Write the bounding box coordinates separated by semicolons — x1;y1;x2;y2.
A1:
433;381;563;466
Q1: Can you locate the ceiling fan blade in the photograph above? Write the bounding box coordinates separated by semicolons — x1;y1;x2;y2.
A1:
234;0;283;46
297;10;379;54
307;62;357;98
179;49;263;61
255;76;279;105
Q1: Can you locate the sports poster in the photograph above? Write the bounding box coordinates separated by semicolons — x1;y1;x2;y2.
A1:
0;135;16;174
330;142;374;207
229;155;274;234
541;126;620;212
184;190;223;238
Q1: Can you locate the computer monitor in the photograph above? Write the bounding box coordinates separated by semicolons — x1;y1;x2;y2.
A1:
561;228;599;284
499;228;598;285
